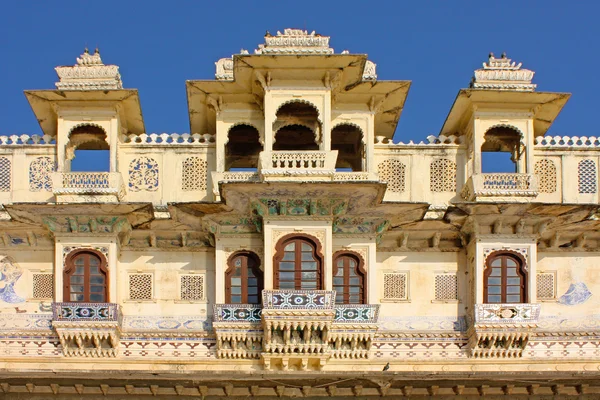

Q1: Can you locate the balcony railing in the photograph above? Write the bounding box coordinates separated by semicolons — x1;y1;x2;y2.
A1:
474;303;540;324
52;302;121;322
51;302;122;357
51;172;126;202
259;150;338;181
461;173;538;202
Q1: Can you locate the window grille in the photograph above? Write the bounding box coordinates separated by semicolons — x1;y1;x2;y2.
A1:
434;274;458;301
128;157;159;192
180;274;205;301
378;159;406;193
0;157;11;192
537;272;556;300
578;159;597;194
32;273;53;299
182;156;208;191
534;159;557;193
128;273;153;300
29;157;55;192
383;272;408;300
430;159;457;192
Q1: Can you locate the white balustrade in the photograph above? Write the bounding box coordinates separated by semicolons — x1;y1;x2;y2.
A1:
462;173;538;202
259;151;338;181
51;172;125;202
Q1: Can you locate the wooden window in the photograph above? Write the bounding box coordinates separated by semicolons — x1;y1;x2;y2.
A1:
484;252;527;304
274;236;323;290
226;252;263;304
333;252;366;304
63;250;108;303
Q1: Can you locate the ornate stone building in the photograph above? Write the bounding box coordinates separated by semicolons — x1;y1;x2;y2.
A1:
0;29;599;398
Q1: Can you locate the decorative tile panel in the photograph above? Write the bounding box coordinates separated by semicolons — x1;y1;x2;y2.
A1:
128;157;159;192
262;290;335;309
29;157;55;192
213;304;262;323
474;303;540;324
334;305;379;323
52;302;120;322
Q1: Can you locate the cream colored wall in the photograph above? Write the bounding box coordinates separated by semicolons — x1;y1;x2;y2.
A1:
118;250;215;317
537;252;600;317
0;249;53;313
374;145;467;204
0;146;56;204
376;251;467;318
118;145;215;204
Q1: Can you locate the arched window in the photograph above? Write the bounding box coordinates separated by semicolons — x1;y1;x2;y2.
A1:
274;235;323;290
225;252;263;304
333;252;366;304
484;252;527;304
63;250;108;302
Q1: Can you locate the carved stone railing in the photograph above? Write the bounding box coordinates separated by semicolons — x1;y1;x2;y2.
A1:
213;304;263;359
51;302;122;357
330;305;380;359
120;133;215;145
462;173;538;202
467;303;540;359
259;151;338;181
0;134;55;145
51;172;126;203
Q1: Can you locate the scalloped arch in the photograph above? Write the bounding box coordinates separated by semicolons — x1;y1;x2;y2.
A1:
484;123;524;137
332;121;366;143
274;99;322;123
68;122;107;137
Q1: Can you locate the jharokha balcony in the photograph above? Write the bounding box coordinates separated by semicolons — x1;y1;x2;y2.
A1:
258;150;338;181
51;172;126;203
467;303;540;358
213;290;380;371
51;302;122;357
461;173;538;202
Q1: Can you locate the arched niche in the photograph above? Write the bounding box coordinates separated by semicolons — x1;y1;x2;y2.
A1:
273;101;321;151
225;124;263;170
481;125;525;173
67;124;110;172
331;123;365;171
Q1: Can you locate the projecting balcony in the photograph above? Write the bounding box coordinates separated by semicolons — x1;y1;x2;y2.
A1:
213;290;380;370
51;302;122;357
467;303;540;358
258;150;338;181
461;173;538;202
52;172;126;203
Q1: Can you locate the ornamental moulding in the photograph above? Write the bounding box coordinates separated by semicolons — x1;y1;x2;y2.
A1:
55;49;123;91
255;29;334;55
470;52;536;92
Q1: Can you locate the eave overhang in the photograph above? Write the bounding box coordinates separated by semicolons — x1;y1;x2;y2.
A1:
440;89;571;137
24;89;145;137
186;54;410;137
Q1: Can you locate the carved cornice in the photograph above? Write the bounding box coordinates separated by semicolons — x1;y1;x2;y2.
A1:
55;49;123;91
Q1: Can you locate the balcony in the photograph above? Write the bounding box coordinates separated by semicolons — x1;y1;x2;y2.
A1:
212;304;263;359
52;302;122;357
213;290;380;370
258;150;338;181
461;173;538;202
467;303;540;358
51;172;126;203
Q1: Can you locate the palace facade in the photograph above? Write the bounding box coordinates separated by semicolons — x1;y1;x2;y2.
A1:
0;29;599;398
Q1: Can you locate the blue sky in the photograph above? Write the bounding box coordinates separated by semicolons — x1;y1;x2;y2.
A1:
0;1;597;142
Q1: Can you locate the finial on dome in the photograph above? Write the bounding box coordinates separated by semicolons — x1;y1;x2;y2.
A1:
470;52;536;92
